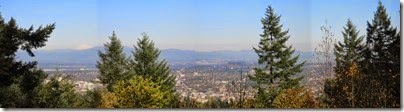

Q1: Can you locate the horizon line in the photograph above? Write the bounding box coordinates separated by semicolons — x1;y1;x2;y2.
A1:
33;46;315;52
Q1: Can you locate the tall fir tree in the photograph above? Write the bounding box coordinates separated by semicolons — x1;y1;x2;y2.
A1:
96;31;129;91
0;14;55;107
129;32;178;107
325;19;365;107
249;6;305;108
363;1;400;107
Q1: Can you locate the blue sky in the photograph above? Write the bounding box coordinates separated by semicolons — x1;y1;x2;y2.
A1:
0;0;400;51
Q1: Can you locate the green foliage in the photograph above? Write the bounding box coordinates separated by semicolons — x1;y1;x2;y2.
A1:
324;1;400;108
0;69;49;108
129;33;175;87
32;74;82;108
112;75;170;108
325;20;365;108
335;20;365;67
97;31;129;91
249;5;305;108
0;14;55;107
81;88;118;108
0;84;26;108
95;32;179;108
323;78;336;108
273;88;318;108
81;88;104;108
129;32;178;107
0;1;400;108
326;63;365;108
361;1;400;107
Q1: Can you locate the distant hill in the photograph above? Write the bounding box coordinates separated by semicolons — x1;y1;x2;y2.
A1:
16;47;314;67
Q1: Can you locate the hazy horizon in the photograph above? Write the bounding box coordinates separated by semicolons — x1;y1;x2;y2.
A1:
1;0;400;52
29;45;317;52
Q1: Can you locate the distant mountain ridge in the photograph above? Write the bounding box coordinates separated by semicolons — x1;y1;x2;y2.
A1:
16;46;314;67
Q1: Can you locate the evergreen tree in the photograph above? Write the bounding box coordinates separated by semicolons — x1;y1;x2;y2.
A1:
0;14;55;107
363;1;400;107
335;20;365;69
325;19;365;107
249;6;305;108
389;31;400;107
0;83;26;108
81;88;103;108
112;75;170;108
96;31;129;91
129;32;178;107
32;74;82;108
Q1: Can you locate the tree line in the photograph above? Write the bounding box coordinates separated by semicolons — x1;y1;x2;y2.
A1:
0;1;399;108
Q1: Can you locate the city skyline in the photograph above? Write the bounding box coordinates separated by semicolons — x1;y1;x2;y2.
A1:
0;0;400;52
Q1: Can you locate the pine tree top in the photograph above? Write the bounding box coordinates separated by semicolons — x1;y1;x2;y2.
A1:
335;19;364;70
96;31;128;90
130;32;175;92
367;1;393;32
340;19;364;51
132;32;161;65
260;6;288;41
